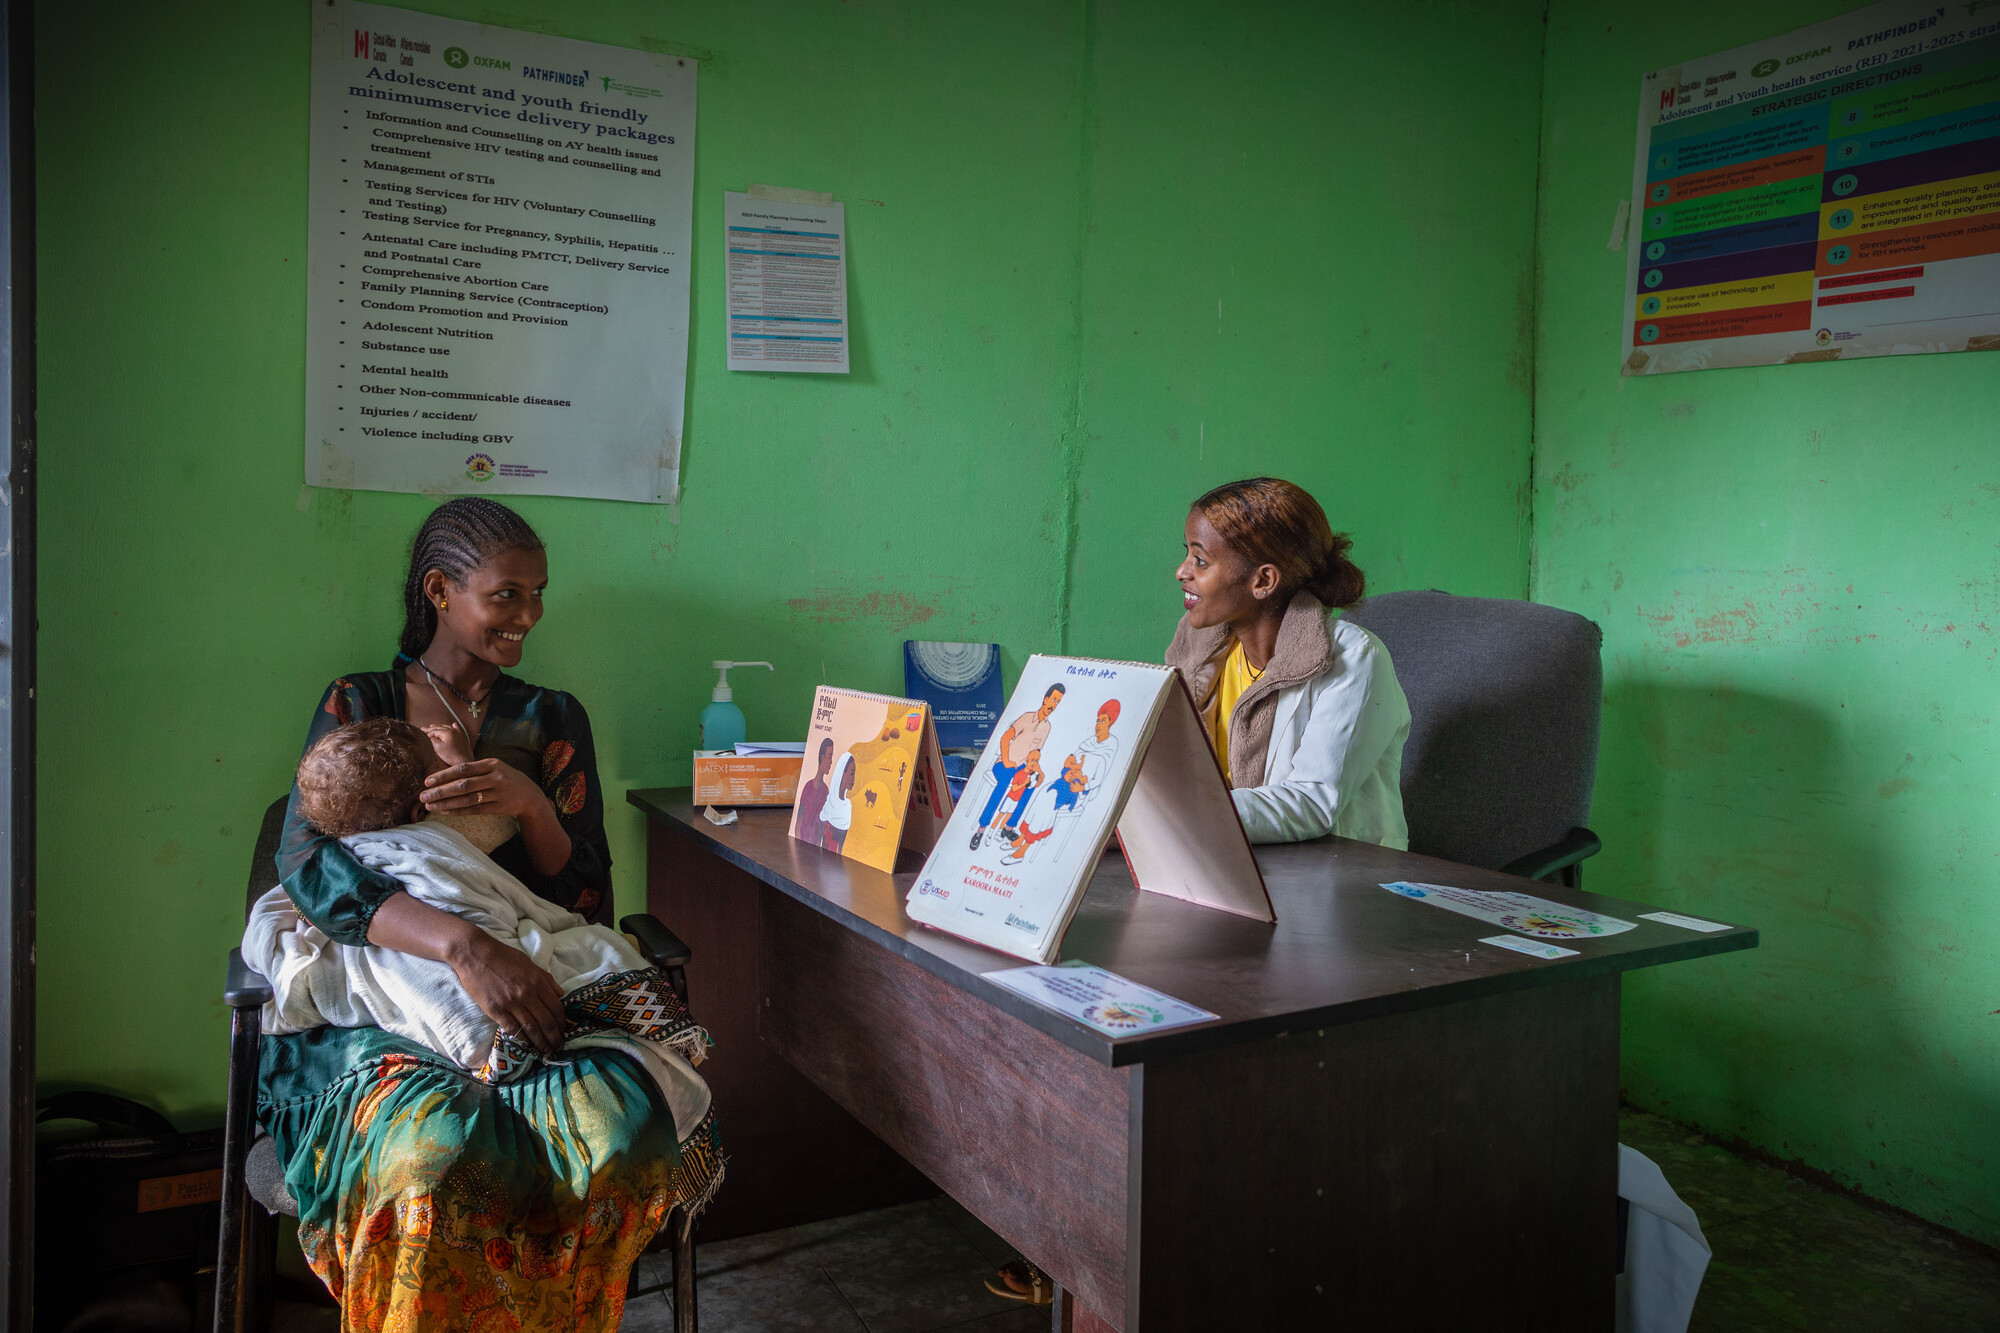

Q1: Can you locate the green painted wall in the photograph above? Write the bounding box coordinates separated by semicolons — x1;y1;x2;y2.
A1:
1534;1;2000;1246
1068;0;1541;659
36;1;1542;1121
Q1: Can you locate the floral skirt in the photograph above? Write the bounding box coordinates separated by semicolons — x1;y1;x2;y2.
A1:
263;1031;721;1333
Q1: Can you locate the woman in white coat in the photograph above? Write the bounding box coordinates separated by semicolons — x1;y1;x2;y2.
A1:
1166;476;1411;847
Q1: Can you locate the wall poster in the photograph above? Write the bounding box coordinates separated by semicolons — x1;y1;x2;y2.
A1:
307;2;696;502
1625;0;2000;375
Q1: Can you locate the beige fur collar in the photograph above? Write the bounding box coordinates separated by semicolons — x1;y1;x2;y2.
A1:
1164;590;1332;786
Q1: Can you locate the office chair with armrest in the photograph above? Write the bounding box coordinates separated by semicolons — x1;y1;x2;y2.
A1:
1343;590;1604;885
214;796;703;1333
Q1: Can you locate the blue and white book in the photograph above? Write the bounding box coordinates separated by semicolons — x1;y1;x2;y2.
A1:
904;641;1005;750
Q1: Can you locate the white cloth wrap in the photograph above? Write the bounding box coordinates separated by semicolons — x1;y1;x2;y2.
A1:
243;821;710;1138
1615;1143;1711;1333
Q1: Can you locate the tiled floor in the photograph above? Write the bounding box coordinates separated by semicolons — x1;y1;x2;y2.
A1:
273;1105;2000;1332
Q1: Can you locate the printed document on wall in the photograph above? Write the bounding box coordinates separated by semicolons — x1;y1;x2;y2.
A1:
1623;0;2000;375
725;192;850;373
306;2;696;503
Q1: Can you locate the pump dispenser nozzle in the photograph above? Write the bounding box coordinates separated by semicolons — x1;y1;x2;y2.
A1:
710;660;773;703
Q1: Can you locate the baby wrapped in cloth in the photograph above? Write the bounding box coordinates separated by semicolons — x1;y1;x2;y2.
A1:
244;719;709;1127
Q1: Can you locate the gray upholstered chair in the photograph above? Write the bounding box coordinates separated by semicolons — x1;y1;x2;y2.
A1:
1343;590;1603;884
215;797;702;1333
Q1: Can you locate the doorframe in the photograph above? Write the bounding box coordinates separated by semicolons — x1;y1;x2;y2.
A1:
1;0;37;1323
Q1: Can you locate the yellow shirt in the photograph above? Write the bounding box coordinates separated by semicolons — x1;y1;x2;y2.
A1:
1208;640;1264;784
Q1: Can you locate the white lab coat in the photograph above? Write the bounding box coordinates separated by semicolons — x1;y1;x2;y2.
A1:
1231;614;1411;847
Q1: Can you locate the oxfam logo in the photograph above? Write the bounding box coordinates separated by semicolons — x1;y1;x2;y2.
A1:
1752;58;1781;78
443;46;469;68
465;453;495;481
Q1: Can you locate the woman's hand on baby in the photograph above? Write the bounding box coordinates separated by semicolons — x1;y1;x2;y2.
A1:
451;933;567;1053
422;757;549;819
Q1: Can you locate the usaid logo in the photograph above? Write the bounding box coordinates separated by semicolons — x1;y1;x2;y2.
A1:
916;879;949;899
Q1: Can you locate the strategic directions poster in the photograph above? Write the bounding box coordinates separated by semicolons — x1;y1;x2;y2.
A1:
1625;0;2000;374
307;3;696;502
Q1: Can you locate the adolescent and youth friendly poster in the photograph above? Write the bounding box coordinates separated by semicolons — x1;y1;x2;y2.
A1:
305;2;696;502
1624;0;2000;374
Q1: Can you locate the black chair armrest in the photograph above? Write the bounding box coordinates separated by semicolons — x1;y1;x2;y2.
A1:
225;948;273;1009
620;914;693;971
1501;827;1603;884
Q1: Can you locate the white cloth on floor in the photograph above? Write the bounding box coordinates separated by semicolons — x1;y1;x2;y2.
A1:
243;820;709;1136
1616;1142;1711;1333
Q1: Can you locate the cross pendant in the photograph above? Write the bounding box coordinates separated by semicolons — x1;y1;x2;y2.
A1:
469;702;481;718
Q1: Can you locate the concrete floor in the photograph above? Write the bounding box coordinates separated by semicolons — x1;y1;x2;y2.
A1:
1616;1107;2000;1332
274;1105;2000;1332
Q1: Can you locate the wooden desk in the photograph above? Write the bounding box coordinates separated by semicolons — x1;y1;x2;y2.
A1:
630;789;1756;1332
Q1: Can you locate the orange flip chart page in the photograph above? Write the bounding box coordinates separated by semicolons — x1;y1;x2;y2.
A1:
789;687;953;873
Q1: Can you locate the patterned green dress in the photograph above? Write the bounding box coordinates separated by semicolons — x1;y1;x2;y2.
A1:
264;660;721;1332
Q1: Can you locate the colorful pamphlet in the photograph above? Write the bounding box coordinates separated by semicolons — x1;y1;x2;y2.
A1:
1380;882;1636;940
985;961;1218;1038
788;687;953;873
903;641;1005;750
907;654;1272;964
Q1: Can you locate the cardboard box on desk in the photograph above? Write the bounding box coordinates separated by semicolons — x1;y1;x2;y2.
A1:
692;752;803;806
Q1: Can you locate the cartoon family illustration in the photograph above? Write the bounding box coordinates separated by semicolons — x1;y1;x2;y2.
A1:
967;683;1123;865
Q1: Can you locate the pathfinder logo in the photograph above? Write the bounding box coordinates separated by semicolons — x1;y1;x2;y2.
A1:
465;453;495;481
523;65;588;87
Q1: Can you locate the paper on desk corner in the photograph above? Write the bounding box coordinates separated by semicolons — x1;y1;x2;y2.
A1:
703;805;738;826
1481;934;1580;960
1638;910;1729;933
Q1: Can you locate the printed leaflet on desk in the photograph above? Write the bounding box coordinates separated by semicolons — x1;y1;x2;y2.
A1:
985;962;1217;1038
1381;882;1636;940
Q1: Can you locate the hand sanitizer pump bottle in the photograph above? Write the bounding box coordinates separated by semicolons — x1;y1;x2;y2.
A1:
700;661;772;752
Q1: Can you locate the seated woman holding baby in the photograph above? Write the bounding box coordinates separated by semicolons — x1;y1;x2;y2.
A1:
251;498;721;1332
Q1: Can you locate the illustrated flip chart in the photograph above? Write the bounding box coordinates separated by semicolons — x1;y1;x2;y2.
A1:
788;688;952;874
908;655;1272;965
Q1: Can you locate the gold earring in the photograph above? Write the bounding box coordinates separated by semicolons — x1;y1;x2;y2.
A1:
440;596;448;612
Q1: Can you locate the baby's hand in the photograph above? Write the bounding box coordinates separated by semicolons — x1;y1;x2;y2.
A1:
422;723;474;769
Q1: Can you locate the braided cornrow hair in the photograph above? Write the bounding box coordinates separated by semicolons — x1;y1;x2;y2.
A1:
398;498;545;659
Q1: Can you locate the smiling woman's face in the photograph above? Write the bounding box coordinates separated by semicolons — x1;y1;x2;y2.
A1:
1176;510;1265;631
427;545;548;669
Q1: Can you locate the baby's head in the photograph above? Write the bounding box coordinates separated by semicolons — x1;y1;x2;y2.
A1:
297;718;440;837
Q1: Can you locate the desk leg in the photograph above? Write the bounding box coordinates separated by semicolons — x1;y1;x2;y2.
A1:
645;823;935;1240
1052;1285;1118;1333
